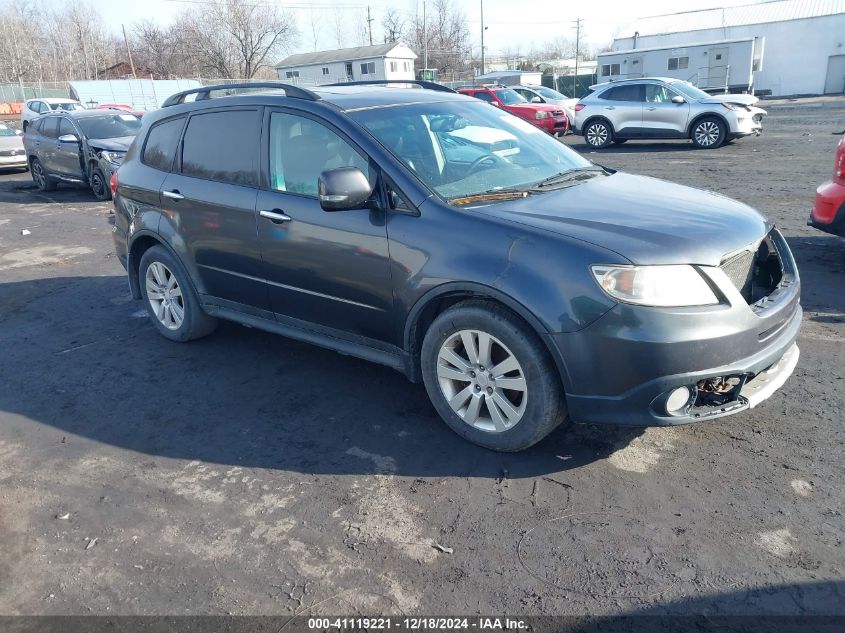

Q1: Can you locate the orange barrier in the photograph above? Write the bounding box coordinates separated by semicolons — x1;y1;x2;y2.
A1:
0;102;24;115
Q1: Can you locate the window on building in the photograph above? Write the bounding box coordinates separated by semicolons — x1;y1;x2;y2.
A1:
181;110;259;186
404;61;410;71
360;61;376;75
321;67;329;75
285;70;300;79
143;117;185;172
667;57;689;71
389;61;397;72
601;64;620;77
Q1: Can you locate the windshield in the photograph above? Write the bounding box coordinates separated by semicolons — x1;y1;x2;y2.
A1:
76;114;141;139
670;81;710;100
494;89;527;105
533;86;569;100
51;102;85;111
0;125;16;137
351;101;593;201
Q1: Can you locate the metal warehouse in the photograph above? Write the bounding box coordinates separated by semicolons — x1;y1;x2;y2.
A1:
608;0;845;96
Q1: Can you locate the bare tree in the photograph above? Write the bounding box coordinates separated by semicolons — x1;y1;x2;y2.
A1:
408;0;470;74
382;8;405;43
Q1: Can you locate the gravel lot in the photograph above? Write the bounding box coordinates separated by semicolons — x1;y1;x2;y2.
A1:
0;98;843;623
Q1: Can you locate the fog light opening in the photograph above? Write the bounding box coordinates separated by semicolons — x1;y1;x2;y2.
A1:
666;386;693;414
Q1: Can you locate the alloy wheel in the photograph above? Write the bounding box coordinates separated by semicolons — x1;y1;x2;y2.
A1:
694;121;720;147
145;262;185;330
436;329;528;433
32;162;44;188
91;172;106;198
586;123;608;147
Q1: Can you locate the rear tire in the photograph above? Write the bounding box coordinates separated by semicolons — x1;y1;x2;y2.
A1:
421;301;568;452
691;116;726;149
139;245;218;342
583;119;613;149
30;158;56;191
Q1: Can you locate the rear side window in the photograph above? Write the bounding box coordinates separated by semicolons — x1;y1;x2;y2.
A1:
181;110;259;186
600;85;645;102
142;117;185;172
41;117;60;139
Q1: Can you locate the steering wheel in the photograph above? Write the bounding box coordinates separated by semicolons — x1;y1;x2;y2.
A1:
465;152;506;177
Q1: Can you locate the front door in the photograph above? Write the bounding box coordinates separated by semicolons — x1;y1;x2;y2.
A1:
54;117;84;178
159;107;269;311
256;109;394;343
824;55;845;94
709;47;730;88
642;84;690;137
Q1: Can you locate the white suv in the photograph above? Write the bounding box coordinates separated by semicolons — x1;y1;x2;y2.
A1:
21;98;86;131
574;77;765;149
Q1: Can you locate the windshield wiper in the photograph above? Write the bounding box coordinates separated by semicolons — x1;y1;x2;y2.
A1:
531;166;608;190
448;188;530;206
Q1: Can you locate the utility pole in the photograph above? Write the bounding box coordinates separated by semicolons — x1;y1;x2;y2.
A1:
480;0;485;76
366;6;374;46
572;17;583;96
122;24;137;79
423;1;428;70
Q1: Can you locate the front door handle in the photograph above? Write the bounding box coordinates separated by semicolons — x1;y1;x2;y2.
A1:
646;106;656;111
260;209;292;223
162;190;184;201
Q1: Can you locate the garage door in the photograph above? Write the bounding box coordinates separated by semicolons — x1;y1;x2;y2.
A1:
825;55;845;94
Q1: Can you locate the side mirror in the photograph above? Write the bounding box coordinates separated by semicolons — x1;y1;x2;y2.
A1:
58;133;79;143
671;95;686;104
318;167;373;212
530;96;542;103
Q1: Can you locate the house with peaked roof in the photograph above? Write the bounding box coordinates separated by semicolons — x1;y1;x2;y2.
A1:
275;42;417;86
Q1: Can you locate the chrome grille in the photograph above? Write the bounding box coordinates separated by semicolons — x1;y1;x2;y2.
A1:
720;249;755;295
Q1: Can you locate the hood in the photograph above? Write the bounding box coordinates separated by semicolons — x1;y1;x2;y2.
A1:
0;135;24;151
481;172;771;266
699;93;759;106
88;136;134;152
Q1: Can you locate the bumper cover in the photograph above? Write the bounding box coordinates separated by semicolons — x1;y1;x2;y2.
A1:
808;181;845;237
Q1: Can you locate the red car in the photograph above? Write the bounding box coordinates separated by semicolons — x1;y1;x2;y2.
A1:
809;133;845;237
96;103;147;118
457;85;569;136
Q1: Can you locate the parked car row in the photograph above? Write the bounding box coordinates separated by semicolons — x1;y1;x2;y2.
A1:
457;85;571;136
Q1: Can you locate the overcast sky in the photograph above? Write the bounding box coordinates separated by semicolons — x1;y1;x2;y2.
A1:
44;0;763;58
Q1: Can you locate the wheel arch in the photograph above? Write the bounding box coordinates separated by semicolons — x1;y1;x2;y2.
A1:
403;282;571;390
127;231;198;301
687;112;729;138
581;115;615;135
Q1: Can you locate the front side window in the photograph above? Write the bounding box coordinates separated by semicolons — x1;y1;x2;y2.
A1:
181;110;259;186
670;81;709;100
142;116;185;172
58;118;77;137
268;112;370;197
76;114;141;140
351;100;592;202
361;62;376;75
533;86;567;100
645;85;673;103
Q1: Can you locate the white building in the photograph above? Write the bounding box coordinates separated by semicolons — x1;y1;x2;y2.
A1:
275;43;417;86
611;0;845;96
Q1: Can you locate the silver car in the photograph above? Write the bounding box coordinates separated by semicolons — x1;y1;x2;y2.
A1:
0;122;27;171
574;77;766;149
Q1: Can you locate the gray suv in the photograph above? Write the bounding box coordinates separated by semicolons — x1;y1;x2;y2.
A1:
575;77;766;149
112;81;800;452
24;110;141;200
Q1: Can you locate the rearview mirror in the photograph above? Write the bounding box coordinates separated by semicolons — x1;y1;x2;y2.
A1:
671;95;686;104
318;167;373;212
58;133;79;143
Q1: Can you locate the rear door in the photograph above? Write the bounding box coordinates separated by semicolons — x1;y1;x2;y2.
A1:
158;107;269;311
36;116;61;172
642;83;690;137
597;84;645;137
255;108;393;343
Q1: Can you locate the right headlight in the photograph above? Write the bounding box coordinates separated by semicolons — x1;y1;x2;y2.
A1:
590;264;719;307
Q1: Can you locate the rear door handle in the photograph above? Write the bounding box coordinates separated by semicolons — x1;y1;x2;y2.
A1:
260;209;292;223
605;106;615;110
646;106;656;111
162;190;184;201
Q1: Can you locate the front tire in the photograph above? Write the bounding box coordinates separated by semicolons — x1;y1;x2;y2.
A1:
691;116;726;149
30;158;56;191
90;167;111;201
421;301;568;452
583;119;613;149
139;245;218;342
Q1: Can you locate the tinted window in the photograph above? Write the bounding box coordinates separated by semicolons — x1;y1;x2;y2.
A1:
77;114;141;140
268;112;370;197
181;110;259;186
600;85;644;102
58;118;77;137
473;91;495;103
41;117;60;139
143;117;185;172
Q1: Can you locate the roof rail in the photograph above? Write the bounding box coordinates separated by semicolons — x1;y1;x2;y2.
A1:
324;80;456;93
161;82;320;107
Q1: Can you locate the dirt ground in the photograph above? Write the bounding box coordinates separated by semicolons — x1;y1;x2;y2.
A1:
0;98;843;623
